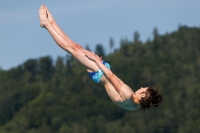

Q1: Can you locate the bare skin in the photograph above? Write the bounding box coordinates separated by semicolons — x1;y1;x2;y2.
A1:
39;5;147;110
39;5;99;72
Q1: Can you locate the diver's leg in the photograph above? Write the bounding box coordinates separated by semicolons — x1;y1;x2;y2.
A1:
45;6;66;39
39;5;99;72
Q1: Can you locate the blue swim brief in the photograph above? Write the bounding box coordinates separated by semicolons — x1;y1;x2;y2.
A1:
88;61;111;83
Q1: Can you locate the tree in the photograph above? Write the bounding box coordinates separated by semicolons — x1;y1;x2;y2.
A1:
85;44;91;51
39;56;54;82
133;31;140;43
153;27;159;39
95;44;105;57
55;56;64;74
120;38;130;57
65;54;73;76
109;37;114;53
23;59;38;82
7;65;23;81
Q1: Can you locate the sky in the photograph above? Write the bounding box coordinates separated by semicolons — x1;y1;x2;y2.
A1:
0;0;200;70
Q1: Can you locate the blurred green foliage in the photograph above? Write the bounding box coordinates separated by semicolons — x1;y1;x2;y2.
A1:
0;26;200;133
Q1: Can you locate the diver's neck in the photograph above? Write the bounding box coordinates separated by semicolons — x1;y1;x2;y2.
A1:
132;94;140;105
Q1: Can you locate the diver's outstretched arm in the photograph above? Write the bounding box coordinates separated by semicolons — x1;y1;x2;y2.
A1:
39;5;99;72
84;51;127;93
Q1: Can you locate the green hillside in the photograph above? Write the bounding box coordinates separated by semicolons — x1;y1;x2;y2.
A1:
0;25;200;133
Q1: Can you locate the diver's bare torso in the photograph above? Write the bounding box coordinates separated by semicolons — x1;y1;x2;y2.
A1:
100;76;140;111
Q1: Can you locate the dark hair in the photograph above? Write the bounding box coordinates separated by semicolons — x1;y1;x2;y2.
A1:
140;86;163;111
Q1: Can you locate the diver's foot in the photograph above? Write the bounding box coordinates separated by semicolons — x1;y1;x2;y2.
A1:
39;5;49;28
45;6;55;23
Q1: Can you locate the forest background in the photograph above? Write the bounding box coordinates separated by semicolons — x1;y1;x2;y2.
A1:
0;25;199;133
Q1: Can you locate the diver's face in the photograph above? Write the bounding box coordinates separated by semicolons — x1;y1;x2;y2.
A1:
135;87;148;98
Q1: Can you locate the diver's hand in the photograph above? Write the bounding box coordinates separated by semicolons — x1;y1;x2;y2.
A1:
84;50;102;62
